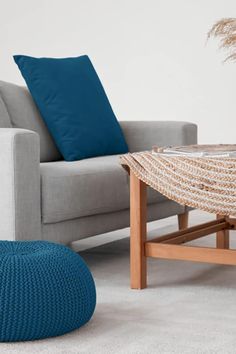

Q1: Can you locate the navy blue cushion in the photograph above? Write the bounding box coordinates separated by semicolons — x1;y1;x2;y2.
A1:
13;55;128;161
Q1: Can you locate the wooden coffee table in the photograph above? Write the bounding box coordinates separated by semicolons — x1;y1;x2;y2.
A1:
130;171;236;289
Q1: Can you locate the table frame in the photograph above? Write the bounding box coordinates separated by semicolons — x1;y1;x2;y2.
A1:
130;171;236;289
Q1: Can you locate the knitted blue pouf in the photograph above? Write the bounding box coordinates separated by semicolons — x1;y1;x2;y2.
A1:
0;241;96;342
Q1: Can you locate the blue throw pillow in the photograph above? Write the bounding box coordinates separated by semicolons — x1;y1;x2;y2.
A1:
14;55;128;161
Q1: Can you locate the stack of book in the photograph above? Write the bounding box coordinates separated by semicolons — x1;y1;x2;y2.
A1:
152;144;236;158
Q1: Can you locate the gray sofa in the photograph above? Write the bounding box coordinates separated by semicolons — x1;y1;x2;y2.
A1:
0;80;197;245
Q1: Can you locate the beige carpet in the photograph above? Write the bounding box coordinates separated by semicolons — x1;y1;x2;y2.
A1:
2;211;236;354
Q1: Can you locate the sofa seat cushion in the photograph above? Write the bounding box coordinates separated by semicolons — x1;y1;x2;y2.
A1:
40;155;167;224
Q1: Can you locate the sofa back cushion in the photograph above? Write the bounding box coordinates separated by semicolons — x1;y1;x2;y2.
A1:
0;93;12;127
0;81;61;162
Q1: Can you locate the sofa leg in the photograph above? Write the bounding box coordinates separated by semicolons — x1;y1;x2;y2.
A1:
178;211;189;230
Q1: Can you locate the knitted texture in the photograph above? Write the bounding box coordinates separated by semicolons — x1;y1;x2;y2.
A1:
0;241;96;342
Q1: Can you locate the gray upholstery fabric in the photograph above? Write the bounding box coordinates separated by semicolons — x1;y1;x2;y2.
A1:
0;80;198;244
0;128;41;240
0;94;12;127
40;155;166;224
120;121;197;152
0;81;61;162
42;200;185;244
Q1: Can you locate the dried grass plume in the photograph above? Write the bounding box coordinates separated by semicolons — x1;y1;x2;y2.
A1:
208;18;236;62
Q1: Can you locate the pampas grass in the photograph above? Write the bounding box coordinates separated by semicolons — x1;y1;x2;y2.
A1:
208;18;236;62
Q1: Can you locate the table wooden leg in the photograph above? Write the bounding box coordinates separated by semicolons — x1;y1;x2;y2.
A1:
216;214;229;249
178;211;189;230
130;172;147;289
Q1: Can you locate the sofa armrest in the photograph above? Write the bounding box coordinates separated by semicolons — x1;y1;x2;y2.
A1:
0;128;41;240
120;121;198;152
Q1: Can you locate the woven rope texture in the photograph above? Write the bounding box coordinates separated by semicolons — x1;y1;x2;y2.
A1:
121;151;236;216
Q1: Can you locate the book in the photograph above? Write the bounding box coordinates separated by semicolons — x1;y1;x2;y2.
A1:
152;144;236;157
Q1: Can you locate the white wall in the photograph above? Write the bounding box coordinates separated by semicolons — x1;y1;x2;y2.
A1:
1;0;236;143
